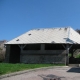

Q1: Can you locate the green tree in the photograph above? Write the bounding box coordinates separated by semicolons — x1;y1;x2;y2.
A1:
76;29;80;34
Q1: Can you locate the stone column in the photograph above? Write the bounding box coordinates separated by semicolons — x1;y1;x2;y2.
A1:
40;44;45;63
41;44;45;50
4;45;10;63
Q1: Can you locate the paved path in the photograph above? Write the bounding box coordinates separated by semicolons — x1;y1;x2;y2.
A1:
1;67;80;80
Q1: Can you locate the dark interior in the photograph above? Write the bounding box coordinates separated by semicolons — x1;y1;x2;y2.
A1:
23;44;41;50
69;44;80;64
45;44;65;50
9;45;20;63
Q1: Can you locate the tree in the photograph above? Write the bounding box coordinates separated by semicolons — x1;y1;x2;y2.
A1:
0;48;5;62
76;29;80;34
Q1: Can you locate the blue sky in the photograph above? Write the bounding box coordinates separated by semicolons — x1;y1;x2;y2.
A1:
0;0;80;41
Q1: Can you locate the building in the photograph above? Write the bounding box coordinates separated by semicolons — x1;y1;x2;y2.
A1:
4;27;80;65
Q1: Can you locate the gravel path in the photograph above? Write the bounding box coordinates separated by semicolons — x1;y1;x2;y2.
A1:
1;67;80;80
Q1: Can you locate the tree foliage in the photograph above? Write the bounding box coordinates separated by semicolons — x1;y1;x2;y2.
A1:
0;48;5;62
76;29;80;34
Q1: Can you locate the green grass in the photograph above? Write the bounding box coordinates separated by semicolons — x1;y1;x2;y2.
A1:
0;63;64;75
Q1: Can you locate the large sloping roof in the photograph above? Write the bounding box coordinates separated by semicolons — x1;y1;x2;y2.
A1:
5;27;80;44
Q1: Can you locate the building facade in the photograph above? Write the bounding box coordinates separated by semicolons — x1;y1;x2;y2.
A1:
4;27;80;65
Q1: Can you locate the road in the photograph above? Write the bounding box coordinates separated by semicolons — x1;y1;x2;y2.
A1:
1;67;80;80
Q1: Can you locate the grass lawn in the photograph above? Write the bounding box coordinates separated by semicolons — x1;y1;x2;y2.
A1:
0;63;64;75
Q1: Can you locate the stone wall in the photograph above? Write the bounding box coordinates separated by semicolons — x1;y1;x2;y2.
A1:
20;50;66;64
20;54;65;64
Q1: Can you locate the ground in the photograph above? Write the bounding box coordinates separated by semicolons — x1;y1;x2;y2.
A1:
1;67;80;80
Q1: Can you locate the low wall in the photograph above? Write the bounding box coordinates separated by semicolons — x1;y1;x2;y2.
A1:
20;55;65;64
20;50;66;64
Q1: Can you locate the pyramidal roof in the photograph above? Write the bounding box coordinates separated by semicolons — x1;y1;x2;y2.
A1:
5;27;80;44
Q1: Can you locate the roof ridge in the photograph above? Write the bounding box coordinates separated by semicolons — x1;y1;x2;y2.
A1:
31;26;71;30
68;27;71;39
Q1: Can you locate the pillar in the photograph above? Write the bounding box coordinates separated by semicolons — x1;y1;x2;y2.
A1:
71;50;74;57
41;44;45;50
65;44;69;65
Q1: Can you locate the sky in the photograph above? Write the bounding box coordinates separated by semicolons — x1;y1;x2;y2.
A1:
0;0;80;41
